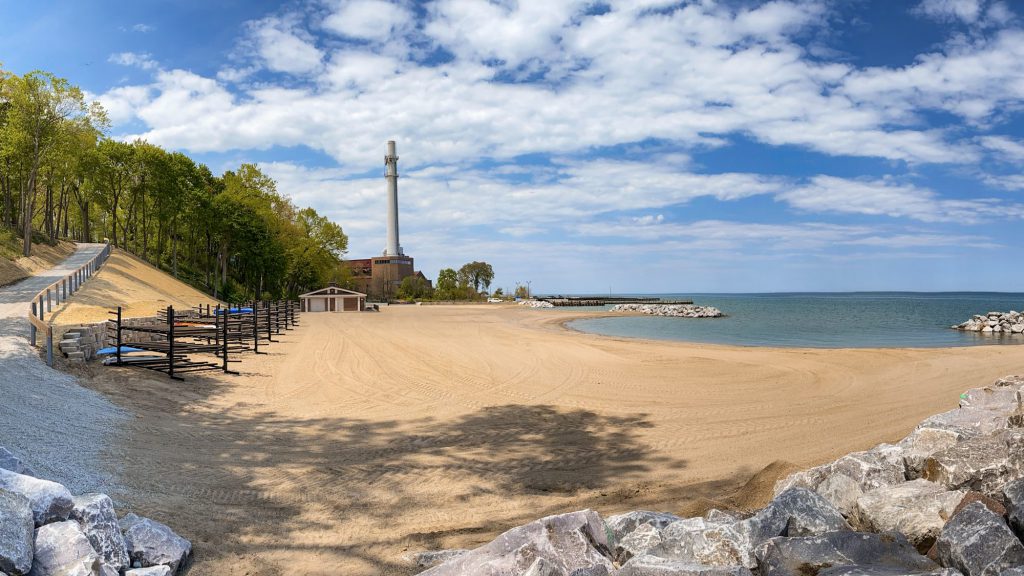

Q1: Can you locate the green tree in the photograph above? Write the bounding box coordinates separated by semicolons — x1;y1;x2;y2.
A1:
397;275;433;300
0;70;104;255
458;261;495;293
435;267;458;300
514;285;529;299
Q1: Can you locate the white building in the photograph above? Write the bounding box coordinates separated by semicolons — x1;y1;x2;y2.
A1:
299;285;367;313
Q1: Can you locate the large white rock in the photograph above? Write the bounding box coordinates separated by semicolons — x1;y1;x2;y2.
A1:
854;479;965;550
122;517;191;574
776;447;906;519
899;427;970;480
647;489;848;570
934;502;1024;576
923;430;1024;497
958;387;1022;413
616;522;664;562
28;520;100;576
917;408;1013;437
606;511;680;543
0;469;73;527
418;510;613;576
0;489;34;576
68;495;129;572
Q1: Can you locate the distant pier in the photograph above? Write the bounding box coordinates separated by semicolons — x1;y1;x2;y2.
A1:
536;296;694;307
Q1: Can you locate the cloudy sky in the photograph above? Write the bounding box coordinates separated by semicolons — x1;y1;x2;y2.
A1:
3;0;1024;293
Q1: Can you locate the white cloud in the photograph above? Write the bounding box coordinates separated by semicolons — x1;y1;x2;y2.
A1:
96;85;153;124
780;176;1024;223
323;0;414;41
101;0;1012;168
979;135;1024;161
914;0;983;23
250;16;323;75
840;29;1024;127
108;52;158;70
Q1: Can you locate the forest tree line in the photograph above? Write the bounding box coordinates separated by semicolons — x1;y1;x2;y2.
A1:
0;68;348;300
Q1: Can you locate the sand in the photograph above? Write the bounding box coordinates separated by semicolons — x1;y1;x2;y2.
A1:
50;248;219;326
0;240;75;287
73;305;1024;576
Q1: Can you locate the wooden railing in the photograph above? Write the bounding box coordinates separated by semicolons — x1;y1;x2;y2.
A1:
28;242;111;366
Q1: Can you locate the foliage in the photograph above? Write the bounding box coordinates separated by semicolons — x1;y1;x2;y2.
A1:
397;274;433;300
457;261;494;292
433;261;496;300
0;66;348;300
514;284;529;299
435;267;459;300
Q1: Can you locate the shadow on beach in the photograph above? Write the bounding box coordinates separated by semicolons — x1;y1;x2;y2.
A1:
75;356;724;576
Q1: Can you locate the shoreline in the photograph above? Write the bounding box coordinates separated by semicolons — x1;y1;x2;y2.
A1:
546;307;1024;352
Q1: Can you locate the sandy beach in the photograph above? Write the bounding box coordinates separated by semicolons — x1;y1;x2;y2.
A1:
74;304;1024;575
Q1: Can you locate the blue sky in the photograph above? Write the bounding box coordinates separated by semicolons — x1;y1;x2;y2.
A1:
3;0;1024;293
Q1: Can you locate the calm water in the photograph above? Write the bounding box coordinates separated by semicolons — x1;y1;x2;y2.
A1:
563;293;1024;348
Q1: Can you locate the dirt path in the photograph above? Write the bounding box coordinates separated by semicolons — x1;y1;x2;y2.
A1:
76;305;1024;576
0;242;127;493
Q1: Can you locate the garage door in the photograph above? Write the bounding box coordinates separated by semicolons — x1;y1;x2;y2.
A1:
308;298;326;312
343;297;357;311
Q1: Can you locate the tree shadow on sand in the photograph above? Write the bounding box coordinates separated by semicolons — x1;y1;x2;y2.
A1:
79;355;762;576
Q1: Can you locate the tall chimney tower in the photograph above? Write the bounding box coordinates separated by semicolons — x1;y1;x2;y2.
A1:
384;140;403;256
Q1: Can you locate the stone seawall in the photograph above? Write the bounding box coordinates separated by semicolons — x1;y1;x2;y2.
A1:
953;310;1024;334
610;303;724;318
415;374;1024;576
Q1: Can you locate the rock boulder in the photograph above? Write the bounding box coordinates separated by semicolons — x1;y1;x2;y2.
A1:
122;517;192;574
606;511;680;543
418;510;613;576
934;502;1024;576
0;489;34;576
0;469;73;527
923;430;1024;497
28;520;101;576
855;479;965;551
1003;478;1024;538
69;494;129;572
754;531;939;576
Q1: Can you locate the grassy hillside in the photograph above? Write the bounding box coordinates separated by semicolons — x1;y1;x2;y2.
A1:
0;227;75;286
50;248;220;325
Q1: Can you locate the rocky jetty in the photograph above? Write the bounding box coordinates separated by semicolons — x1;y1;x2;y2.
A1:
611;303;723;318
416;374;1024;576
518;300;555;308
953;311;1024;334
0;451;191;576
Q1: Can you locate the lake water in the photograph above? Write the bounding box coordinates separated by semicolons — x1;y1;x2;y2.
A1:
562;293;1024;348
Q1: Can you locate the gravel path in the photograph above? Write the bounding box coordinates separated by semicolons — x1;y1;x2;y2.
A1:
0;243;128;494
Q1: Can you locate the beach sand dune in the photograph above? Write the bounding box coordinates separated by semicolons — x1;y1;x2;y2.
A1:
76;305;1024;575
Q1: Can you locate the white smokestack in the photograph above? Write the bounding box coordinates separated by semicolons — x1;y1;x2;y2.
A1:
384;140;403;256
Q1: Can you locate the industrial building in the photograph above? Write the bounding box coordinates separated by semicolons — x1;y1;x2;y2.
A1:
345;141;430;300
